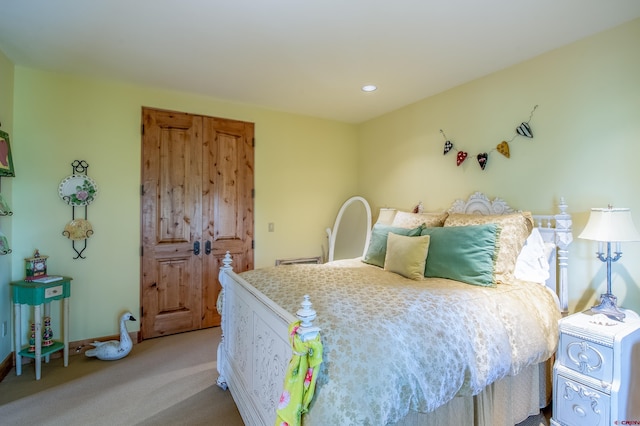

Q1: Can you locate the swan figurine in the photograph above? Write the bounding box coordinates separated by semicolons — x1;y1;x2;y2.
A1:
85;312;136;361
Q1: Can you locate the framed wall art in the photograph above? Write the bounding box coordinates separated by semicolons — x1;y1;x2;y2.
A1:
0;129;15;177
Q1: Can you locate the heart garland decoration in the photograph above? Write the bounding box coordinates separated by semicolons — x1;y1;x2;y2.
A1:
516;122;533;138
456;151;467;166
496;141;510;158
477;153;488;170
443;140;453;154
439;105;537;170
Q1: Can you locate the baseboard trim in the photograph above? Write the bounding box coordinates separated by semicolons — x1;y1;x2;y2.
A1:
0;352;13;382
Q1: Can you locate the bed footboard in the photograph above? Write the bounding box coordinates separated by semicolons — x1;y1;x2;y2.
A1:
216;252;319;426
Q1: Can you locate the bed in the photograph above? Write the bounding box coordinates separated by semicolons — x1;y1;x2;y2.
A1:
216;192;573;425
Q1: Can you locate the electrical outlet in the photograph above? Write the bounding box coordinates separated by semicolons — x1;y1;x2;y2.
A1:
268;223;275;232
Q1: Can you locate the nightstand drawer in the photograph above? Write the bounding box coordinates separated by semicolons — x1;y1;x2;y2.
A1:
554;374;610;426
558;333;612;383
44;285;63;299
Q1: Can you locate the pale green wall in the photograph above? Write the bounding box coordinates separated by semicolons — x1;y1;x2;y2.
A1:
2;18;640;360
0;48;14;362
7;69;358;343
358;19;640;315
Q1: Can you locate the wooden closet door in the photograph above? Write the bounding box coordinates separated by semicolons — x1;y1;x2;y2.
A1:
201;117;254;327
141;109;203;338
141;108;254;339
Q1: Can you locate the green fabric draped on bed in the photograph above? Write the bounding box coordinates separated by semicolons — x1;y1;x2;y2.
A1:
275;321;323;426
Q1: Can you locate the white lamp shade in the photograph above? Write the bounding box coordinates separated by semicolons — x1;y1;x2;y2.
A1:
578;208;640;242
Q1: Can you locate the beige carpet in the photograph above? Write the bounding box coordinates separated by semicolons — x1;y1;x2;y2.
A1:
0;327;244;426
0;326;551;425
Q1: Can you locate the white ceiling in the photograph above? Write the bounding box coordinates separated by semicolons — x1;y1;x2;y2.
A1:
1;1;639;123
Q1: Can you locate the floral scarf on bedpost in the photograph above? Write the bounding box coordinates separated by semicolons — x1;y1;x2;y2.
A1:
275;320;323;426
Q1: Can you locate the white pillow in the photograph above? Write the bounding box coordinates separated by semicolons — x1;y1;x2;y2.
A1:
514;228;551;284
376;208;397;225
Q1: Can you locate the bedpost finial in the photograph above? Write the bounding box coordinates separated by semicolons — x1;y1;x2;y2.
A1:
558;197;568;214
296;295;320;342
219;251;234;286
297;295;316;328
222;251;233;269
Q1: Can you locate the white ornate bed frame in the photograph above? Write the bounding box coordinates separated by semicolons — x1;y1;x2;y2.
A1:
215;192;573;425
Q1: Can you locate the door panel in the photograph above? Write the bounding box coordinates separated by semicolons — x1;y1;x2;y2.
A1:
201;117;254;327
141;109;203;339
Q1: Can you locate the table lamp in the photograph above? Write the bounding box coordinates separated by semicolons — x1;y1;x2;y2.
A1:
578;206;640;321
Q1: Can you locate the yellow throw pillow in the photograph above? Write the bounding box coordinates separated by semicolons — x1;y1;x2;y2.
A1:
384;233;431;280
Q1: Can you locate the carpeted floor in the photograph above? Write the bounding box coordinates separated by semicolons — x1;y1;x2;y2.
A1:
0;326;551;425
0;327;244;426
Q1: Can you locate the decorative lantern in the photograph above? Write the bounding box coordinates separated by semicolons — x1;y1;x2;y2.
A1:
25;249;48;281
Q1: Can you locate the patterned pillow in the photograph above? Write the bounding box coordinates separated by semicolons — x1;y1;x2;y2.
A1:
384;233;431;280
362;224;424;268
391;211;448;228
444;212;533;284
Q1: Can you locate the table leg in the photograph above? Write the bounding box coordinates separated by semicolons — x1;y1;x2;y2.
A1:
44;302;50;363
13;303;21;376
34;304;42;380
63;297;69;367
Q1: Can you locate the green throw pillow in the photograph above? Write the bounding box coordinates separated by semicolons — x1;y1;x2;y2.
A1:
421;223;499;287
362;223;424;268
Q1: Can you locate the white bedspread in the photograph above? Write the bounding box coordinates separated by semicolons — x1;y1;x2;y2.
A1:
239;259;561;425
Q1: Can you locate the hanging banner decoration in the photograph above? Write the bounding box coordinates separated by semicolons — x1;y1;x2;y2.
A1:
439;105;538;171
456;151;468;166
516;122;533;138
443;140;453;155
496;141;510;158
477;153;488;170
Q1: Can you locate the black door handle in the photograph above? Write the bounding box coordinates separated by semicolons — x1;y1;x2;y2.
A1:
192;241;200;256
205;240;212;255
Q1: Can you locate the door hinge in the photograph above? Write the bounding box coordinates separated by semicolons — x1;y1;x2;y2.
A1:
140;246;143;257
140;184;145;196
141;124;145;135
251;188;255;198
140;306;143;317
252;240;255;249
252;137;255;147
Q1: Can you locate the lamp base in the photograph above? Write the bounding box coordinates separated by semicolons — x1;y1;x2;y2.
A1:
591;293;626;322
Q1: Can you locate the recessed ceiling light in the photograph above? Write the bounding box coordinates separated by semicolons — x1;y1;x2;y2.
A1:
361;85;377;92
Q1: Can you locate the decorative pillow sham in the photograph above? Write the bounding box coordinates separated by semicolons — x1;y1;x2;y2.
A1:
444;212;533;284
384;233;431;280
391;211;448;229
362;224;424;268
375;208;397;226
421;224;499;287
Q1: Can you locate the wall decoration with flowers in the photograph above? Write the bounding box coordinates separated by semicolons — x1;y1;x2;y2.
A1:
59;160;97;259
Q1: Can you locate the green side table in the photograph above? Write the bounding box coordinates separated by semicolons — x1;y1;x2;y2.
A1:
10;277;72;380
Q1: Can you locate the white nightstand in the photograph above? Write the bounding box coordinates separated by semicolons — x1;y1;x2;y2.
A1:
551;309;640;426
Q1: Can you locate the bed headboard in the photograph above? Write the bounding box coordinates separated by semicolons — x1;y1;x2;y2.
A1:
448;192;573;314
